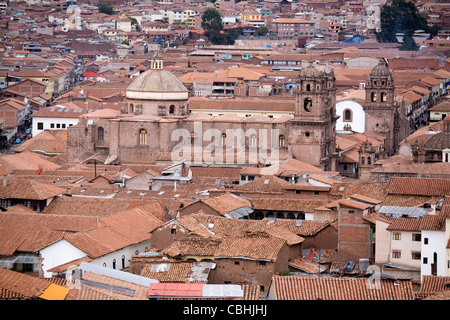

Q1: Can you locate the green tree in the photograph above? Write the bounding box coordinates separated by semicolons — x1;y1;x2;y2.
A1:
98;3;114;15
376;0;428;43
202;8;223;40
256;25;269;36
399;30;419;51
429;24;443;37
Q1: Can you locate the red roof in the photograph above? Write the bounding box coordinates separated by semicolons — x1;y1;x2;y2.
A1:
83;71;100;78
148;283;203;298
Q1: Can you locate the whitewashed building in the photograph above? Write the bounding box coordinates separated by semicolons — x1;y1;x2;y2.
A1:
30;104;88;137
420;214;447;279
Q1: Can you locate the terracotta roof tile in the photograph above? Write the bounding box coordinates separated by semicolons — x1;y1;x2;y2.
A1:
0;212;99;255
65;206;164;258
270;275;415;300
419;215;446;231
420;275;450;294
386;218;422;232
0;267;54;300
387;177;450;196
141;258;209;284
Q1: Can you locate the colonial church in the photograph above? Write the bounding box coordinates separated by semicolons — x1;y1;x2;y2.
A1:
66;54;402;172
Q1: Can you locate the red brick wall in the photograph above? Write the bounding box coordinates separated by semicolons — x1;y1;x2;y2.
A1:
338;206;371;259
209;243;290;293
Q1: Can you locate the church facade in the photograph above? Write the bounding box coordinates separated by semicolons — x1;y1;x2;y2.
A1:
66;55;400;172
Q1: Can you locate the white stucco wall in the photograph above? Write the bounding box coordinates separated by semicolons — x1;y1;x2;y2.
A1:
89;240;150;270
40;239;88;278
32;116;80;137
421;230;446;279
336;100;365;133
389;230;422;269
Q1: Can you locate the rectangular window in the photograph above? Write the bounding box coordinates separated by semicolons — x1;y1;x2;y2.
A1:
423;257;428;264
258;261;266;267
62;123;66;129
411;252;421;260
392;250;401;259
393;232;401;240
296;190;301;194
424;238;429;245
171;228;176;235
37;122;44;130
56;123;61;128
50;123;55;128
412;233;421;241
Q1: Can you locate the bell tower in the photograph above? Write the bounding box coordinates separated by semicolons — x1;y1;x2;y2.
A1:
363;59;398;156
289;61;338;171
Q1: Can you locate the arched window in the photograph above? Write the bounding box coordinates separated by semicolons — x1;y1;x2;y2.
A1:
306;84;311;91
221;133;226;146
368;157;372;165
276;212;285;219
371;92;377;102
304;98;312;112
343;109;352;122
169;105;175;114
361;157;365;165
112;259;116;269
129;103;134;114
381;92;387;102
249;134;257;147
122;255;126;269
139;129;147;146
97;127;104;141
279;135;286;148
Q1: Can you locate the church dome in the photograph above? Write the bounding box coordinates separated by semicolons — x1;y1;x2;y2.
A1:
370;59;392;78
126;54;188;101
300;61;322;78
424;117;450;151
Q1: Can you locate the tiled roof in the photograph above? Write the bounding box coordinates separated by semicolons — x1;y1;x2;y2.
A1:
215;232;286;261
0;179;66;200
330;182;389;200
0;267;69;300
419;215;446;231
251;199;330;212
66;271;149;300
387;177;450;196
270;275;415;300
260;217;333;237
15;130;67;154
43;196;164;218
200;193;252;215
338;198;372;210
348;194;383;205
233;175;330;194
386;218;422;232
241;284;261;300
0;152;61;172
162;236;222;258
141;258;210;284
65;206;164;259
419;275;450;294
0;212;99;255
441;196;450;217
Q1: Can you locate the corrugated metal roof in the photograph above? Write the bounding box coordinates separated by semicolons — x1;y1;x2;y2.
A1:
379;206;429;217
79;261;159;286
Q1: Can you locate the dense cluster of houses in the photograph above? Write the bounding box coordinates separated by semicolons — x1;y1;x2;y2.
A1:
0;0;450;301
